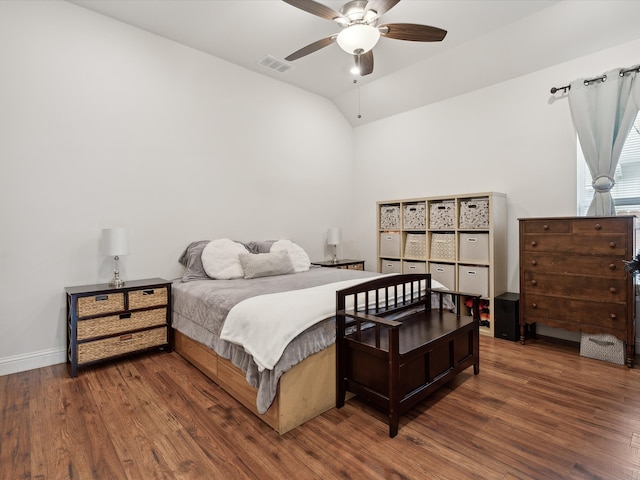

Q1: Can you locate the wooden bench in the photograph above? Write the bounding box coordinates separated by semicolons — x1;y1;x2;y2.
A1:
336;273;480;437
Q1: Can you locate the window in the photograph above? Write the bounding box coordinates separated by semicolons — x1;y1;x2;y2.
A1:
577;112;640;215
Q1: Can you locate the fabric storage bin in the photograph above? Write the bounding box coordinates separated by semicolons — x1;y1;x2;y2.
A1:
459;233;490;264
429;262;455;290
380;205;401;229
403;261;426;274
429;201;455;229
403;203;426;229
458;265;489;298
381;260;401;274
404;233;426;259
459;198;490;229
380;232;401;257
430;233;455;260
579;333;625;365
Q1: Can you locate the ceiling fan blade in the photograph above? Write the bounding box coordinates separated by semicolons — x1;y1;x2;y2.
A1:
355;50;374;76
285;35;337;61
379;23;447;42
282;0;347;23
364;0;401;20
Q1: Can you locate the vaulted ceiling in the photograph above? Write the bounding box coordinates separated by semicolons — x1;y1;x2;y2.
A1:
68;1;640;126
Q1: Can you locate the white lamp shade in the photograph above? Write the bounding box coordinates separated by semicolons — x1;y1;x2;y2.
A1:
336;24;380;54
327;227;342;246
102;228;128;256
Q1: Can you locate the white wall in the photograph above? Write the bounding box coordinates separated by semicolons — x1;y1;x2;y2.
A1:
2;1;639;374
352;38;640;341
0;1;355;374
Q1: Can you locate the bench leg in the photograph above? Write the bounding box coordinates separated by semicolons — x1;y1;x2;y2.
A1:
388;330;400;437
389;414;399;438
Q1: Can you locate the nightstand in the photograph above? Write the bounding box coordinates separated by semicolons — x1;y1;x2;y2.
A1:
65;277;172;377
311;259;365;270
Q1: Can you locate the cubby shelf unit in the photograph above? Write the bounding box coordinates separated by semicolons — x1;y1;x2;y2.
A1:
376;192;507;337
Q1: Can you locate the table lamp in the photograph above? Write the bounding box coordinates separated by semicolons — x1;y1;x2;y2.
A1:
102;227;128;288
327;227;341;264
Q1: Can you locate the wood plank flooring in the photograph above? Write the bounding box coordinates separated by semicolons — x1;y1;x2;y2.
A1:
3;336;640;479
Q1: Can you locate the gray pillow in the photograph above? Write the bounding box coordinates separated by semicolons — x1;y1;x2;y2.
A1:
245;240;277;254
178;240;210;282
239;250;295;279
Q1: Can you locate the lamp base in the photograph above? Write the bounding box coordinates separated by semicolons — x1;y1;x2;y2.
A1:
109;256;124;288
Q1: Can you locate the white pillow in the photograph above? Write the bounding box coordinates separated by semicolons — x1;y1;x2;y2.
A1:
239;250;295;279
270;239;311;273
201;239;248;280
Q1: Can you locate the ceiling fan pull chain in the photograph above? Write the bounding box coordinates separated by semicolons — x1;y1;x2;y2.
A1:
357;86;362;119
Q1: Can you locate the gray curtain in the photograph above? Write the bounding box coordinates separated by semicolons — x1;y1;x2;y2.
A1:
568;67;639;216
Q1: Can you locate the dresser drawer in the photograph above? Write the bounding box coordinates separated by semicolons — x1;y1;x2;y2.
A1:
522;253;625;277
521;271;627;302
571;217;629;234
128;286;168;309
522;219;570;234
77;292;124;317
77;307;167;340
77;326;168;363
522;294;627;334
522;233;628;256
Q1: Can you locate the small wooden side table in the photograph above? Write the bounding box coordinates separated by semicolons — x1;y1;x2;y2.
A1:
311;259;365;270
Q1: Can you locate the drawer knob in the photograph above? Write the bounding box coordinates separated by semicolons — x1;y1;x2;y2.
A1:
609;263;616;270
531;260;537;266
531;280;537;286
542;225;549;231
531;303;537;308
595;223;602;230
610;313;617;319
610;287;617;293
609;242;616;248
530;241;537;247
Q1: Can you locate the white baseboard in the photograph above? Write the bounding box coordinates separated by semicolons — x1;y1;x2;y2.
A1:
0;348;66;376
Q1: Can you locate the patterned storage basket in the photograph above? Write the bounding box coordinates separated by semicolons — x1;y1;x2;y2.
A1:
403;203;426;229
380;205;401;229
430;233;455;260
429;201;455;229
579;333;624;365
404;233;426;259
459;199;490;229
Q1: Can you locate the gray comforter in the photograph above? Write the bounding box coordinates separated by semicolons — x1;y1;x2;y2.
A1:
171;267;379;413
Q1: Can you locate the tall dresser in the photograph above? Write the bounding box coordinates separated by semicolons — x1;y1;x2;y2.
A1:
519;216;635;367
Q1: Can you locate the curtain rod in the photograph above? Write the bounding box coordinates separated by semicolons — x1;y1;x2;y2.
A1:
550;64;640;94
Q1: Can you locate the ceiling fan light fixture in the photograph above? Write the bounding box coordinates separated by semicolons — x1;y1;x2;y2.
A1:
336;24;380;55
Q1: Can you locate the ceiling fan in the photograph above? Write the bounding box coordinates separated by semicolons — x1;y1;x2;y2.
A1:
282;0;447;76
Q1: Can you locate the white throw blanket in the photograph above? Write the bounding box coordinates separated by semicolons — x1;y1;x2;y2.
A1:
219;276;448;371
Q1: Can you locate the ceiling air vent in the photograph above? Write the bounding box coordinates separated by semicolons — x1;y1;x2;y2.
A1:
257;55;294;73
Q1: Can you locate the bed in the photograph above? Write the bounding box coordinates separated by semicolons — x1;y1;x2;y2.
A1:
170;239;379;434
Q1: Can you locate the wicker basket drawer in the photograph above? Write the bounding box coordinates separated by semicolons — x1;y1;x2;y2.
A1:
128;286;168;309
77;308;167;340
77;326;167;364
77;292;124;317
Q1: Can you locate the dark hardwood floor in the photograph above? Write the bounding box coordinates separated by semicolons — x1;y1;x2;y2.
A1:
2;336;640;479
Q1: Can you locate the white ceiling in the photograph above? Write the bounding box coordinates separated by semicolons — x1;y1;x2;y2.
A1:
68;0;640;126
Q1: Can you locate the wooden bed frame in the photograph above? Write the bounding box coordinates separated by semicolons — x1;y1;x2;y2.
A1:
173;330;336;434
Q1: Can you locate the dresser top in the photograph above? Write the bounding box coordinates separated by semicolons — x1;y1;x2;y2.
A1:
65;277;170;295
518;215;635;221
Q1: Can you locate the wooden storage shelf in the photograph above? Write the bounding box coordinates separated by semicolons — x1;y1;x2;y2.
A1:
377;192;507;336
